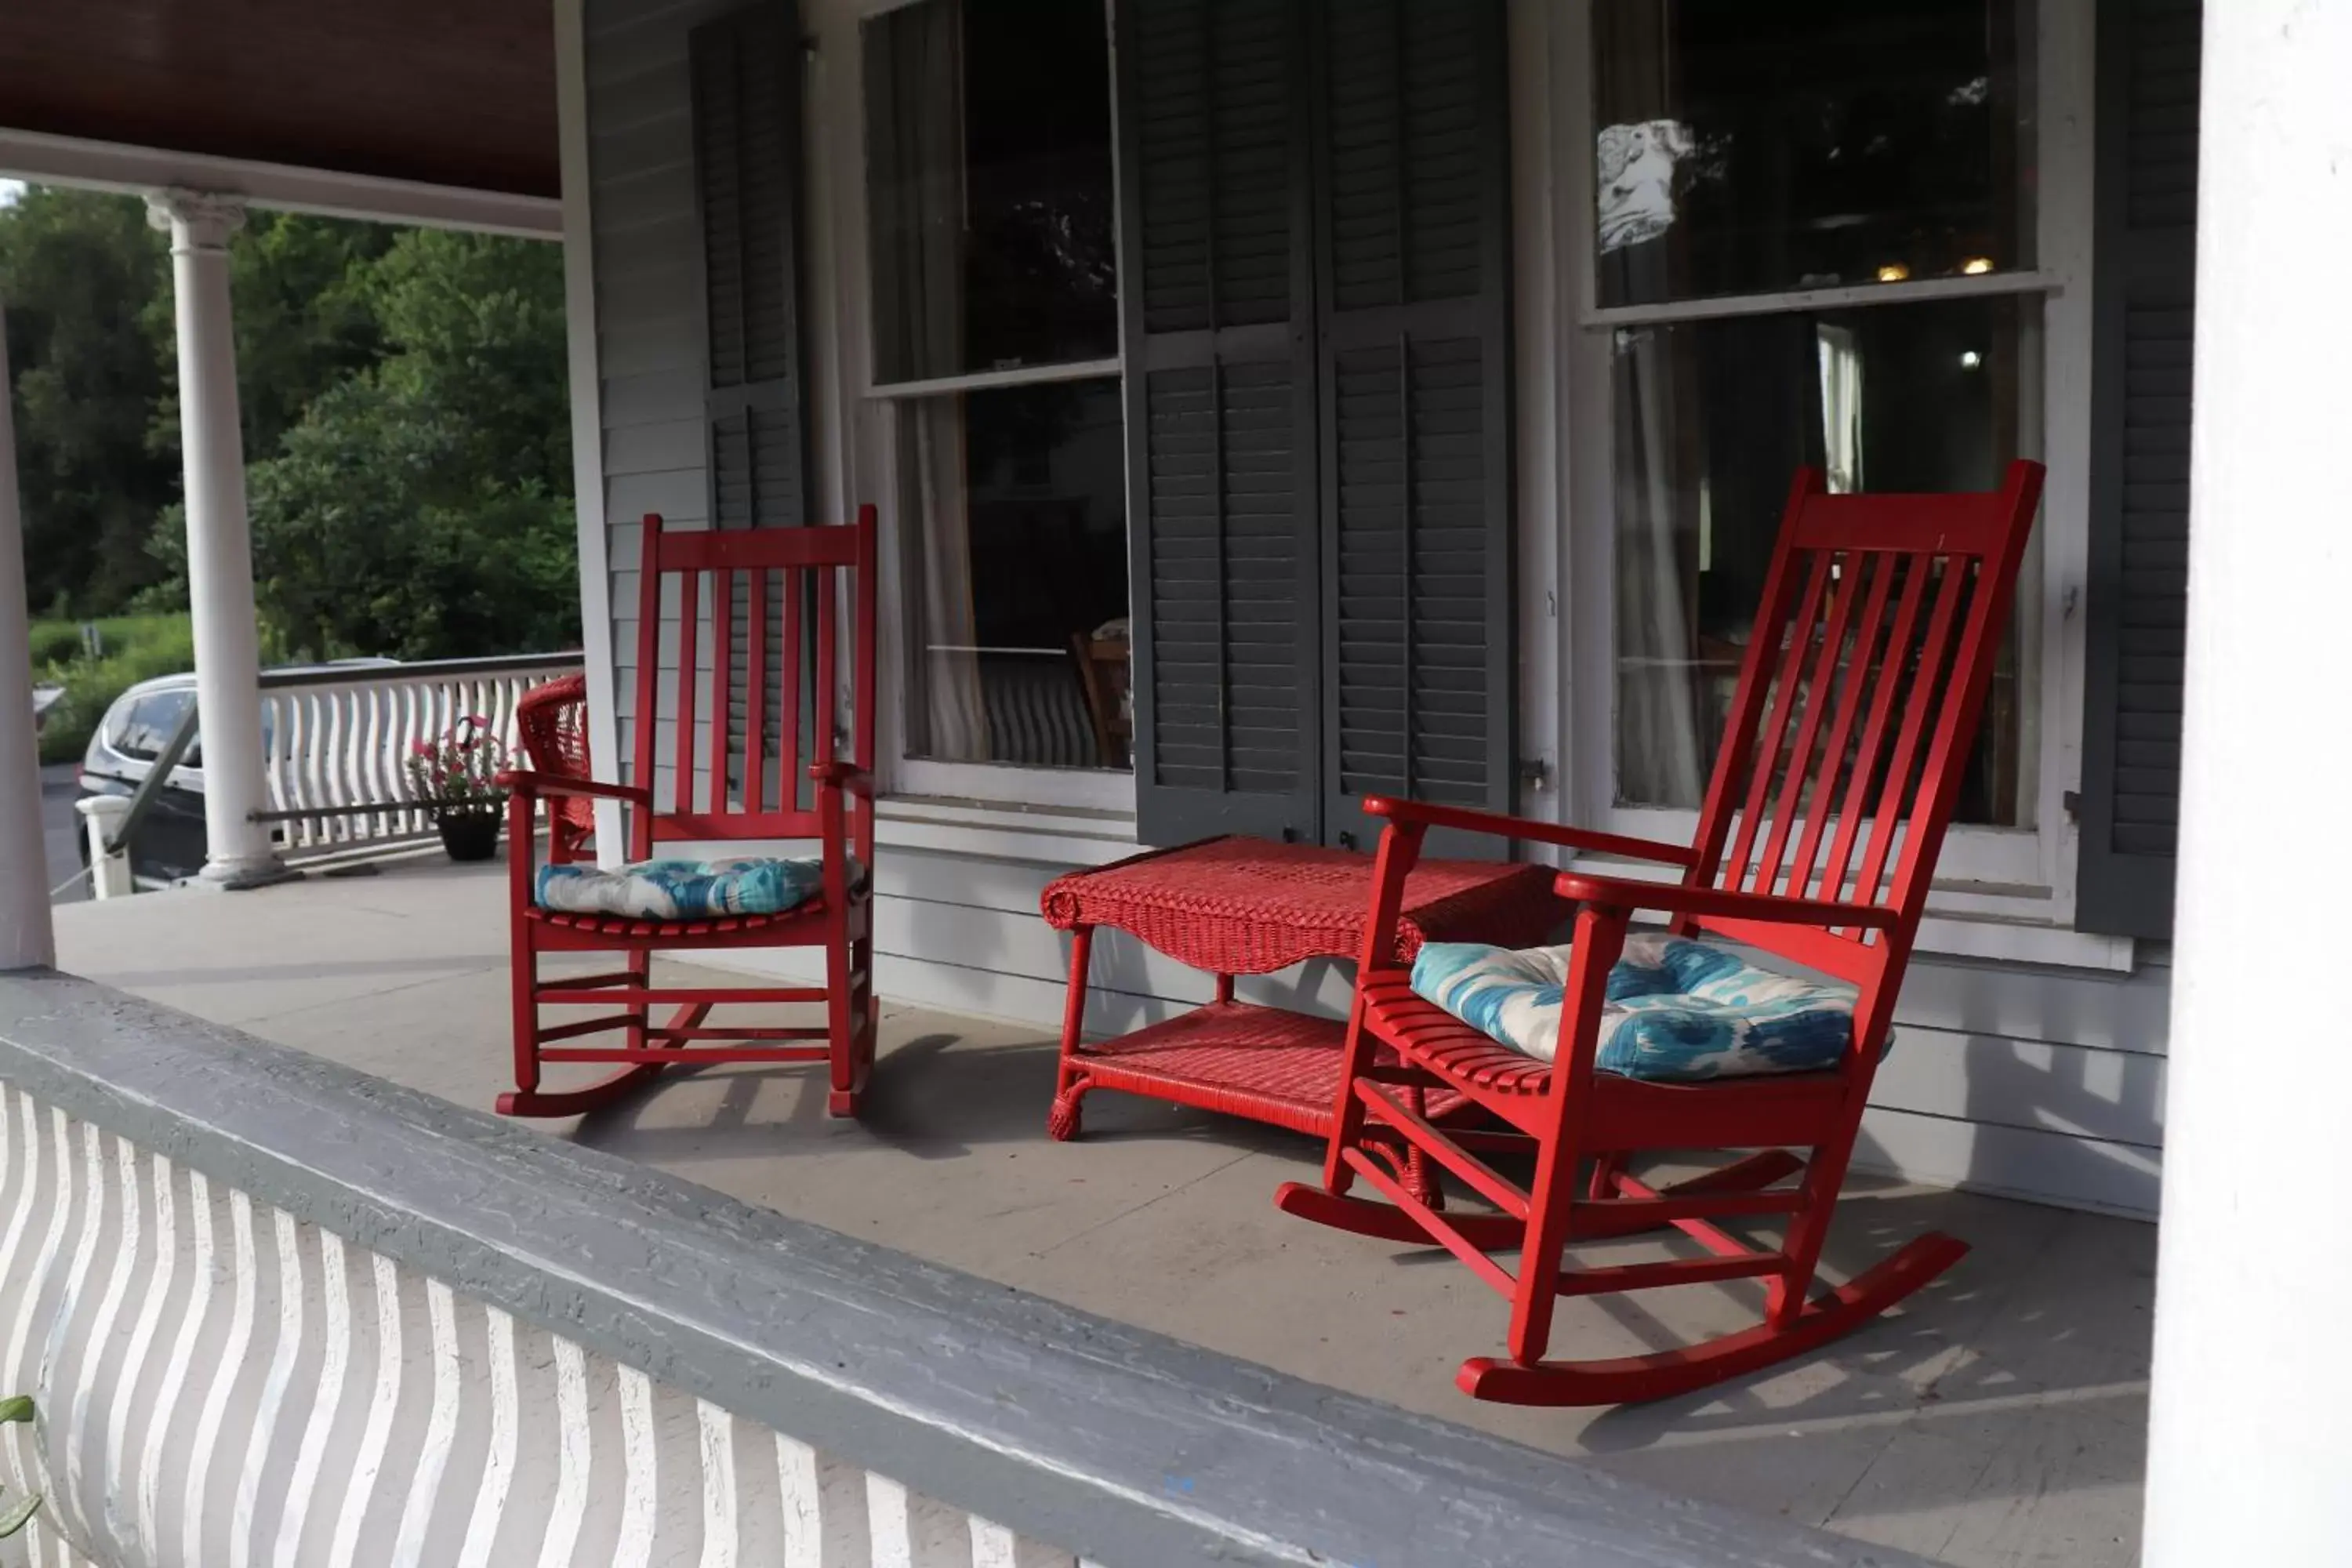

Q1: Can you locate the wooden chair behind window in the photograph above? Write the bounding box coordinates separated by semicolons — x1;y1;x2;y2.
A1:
1069;630;1132;768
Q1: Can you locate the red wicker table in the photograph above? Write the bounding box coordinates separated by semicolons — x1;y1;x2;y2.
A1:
1037;836;1564;1152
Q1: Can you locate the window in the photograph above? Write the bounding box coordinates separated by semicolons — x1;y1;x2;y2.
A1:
864;0;1131;786
1573;0;2061;866
112;690;194;762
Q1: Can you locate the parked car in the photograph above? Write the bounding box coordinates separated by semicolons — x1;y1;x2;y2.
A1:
76;660;400;887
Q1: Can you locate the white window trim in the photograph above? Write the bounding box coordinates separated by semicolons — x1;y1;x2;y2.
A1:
812;0;1141;815
866;356;1123;401
870;793;1141;866
1548;0;2101;948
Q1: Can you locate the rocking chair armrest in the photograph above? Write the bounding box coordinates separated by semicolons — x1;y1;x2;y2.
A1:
1552;871;1897;931
807;760;874;797
1363;796;1697;866
495;768;652;809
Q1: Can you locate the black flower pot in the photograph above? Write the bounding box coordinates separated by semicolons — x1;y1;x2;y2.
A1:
436;810;502;862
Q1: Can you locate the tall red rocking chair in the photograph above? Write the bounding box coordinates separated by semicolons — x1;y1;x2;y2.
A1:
1276;461;2045;1405
499;508;880;1120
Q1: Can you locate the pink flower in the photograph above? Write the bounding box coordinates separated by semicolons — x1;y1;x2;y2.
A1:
410;739;434;757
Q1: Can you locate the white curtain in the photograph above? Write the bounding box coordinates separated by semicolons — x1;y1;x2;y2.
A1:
1595;3;1705;808
907;403;986;758
1817;324;1864;493
867;0;988;760
1612;328;1706;808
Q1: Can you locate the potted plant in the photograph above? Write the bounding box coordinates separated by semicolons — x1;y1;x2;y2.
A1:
0;1395;38;1538
406;714;509;862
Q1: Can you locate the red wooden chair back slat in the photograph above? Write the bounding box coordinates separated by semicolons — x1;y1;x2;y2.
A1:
627;508;878;857
673;564;699;811
745;568;768;812
1682;462;2043;979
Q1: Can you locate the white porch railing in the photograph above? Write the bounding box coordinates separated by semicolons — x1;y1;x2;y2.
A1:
256;653;583;857
0;970;1927;1568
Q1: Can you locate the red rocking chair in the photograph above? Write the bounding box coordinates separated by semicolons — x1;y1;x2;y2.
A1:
1276;461;2045;1405
499;508;880;1120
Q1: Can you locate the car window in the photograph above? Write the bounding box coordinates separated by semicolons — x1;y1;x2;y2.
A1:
114;691;194;760
169;711;275;769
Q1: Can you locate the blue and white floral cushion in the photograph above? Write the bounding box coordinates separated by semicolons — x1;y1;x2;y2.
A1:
534;856;849;920
1408;933;1867;1082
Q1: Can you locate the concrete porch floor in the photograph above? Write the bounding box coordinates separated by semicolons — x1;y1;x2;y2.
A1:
51;855;2151;1567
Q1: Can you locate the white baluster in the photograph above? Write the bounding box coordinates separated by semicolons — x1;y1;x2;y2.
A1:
289;694;316;851
357;685;383;844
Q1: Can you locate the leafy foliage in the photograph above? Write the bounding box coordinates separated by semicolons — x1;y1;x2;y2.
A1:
234;228;579;661
3;189;577;663
0;1393;37;1538
0;188;176;615
29;615;194;764
143;208;397;470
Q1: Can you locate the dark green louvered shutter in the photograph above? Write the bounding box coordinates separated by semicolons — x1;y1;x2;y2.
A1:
693;0;808;532
2078;0;2198;938
690;0;807;808
1312;0;1512;852
1121;0;1324;846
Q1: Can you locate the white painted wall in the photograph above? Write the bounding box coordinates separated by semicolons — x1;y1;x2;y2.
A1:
2142;0;2352;1559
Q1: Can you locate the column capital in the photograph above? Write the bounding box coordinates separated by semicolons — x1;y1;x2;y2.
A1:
145;189;248;252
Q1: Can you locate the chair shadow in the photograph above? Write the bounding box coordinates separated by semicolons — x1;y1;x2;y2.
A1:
571;1015;1323;1167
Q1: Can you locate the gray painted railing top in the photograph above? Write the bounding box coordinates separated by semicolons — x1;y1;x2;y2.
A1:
0;971;1933;1568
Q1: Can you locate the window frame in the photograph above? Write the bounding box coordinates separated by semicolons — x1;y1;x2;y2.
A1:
1552;0;2097;920
840;0;1139;813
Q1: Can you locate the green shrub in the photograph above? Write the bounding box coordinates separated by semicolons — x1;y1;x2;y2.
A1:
30;613;195;764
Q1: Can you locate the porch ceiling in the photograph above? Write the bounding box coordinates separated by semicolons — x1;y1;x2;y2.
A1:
0;0;557;199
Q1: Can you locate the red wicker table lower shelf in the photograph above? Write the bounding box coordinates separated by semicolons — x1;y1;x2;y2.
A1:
1037;836;1563;1156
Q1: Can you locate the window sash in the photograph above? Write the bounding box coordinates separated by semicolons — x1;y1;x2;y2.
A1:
850;0;1138;799
866;355;1123;401
1579;268;2060;330
1555;0;2096;921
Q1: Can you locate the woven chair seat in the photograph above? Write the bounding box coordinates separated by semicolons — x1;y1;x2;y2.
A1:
1040;836;1563;975
1360;975;1553;1097
523;901;830;941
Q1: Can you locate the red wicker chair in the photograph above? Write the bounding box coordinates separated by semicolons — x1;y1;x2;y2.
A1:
515;673;595;862
499;508;880;1120
1276;462;2045;1406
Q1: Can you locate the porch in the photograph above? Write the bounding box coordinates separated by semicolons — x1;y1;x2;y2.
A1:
49;854;2152;1566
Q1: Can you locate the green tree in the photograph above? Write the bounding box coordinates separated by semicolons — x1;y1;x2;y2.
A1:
143;209;397;470
4;188;579;659
0;187;175;614
229;227;579;660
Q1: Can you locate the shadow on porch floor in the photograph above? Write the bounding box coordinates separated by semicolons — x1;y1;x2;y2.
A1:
53;853;2150;1567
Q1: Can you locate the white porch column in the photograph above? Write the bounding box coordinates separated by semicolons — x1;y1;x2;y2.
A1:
2143;5;2352;1564
146;190;285;887
0;295;57;968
